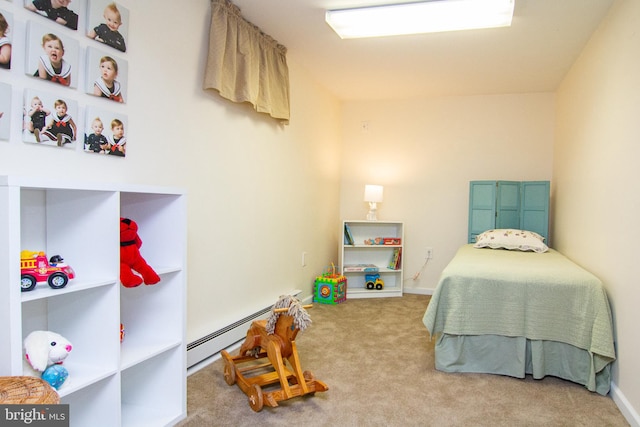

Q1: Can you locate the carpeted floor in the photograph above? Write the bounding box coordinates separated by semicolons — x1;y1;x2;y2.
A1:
178;294;628;426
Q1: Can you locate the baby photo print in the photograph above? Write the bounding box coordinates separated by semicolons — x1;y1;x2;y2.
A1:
23;88;78;148
86;0;128;52
24;0;80;30
0;8;12;70
84;105;127;157
26;20;79;88
86;46;127;103
0;82;10;140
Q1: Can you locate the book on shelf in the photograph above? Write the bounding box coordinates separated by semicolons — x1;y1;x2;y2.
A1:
343;264;379;272
388;247;402;270
344;223;354;245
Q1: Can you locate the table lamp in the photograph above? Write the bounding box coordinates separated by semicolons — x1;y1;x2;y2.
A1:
364;185;383;221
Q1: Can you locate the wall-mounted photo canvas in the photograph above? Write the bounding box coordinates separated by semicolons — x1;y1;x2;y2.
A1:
23;88;78;148
26;20;79;88
24;0;80;30
0;8;12;69
0;82;10;140
84;105;127;157
86;0;128;52
85;46;127;103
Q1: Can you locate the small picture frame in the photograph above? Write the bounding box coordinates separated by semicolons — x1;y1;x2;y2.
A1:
85;46;127;103
23;0;80;31
86;0;128;52
23;88;79;148
0;8;12;70
0;82;10;140
26;20;79;88
84;105;127;157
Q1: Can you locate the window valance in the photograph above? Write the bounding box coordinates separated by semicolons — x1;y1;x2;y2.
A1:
204;0;290;123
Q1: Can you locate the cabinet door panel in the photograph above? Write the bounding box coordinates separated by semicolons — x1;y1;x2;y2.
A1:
496;181;520;230
521;181;550;240
468;181;496;243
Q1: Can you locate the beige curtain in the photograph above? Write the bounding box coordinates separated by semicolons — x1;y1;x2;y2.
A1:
204;0;290;123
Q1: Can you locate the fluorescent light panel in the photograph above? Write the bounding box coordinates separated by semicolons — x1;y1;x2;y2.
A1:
325;0;515;39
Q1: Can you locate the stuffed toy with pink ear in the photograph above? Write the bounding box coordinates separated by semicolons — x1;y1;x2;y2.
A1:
23;330;72;389
120;217;161;288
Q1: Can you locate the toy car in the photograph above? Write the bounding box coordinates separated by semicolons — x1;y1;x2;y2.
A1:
20;250;75;292
365;273;384;290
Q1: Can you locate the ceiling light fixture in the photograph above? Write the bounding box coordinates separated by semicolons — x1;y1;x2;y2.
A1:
325;0;515;39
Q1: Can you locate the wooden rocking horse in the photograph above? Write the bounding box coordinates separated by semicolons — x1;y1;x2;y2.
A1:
221;295;328;411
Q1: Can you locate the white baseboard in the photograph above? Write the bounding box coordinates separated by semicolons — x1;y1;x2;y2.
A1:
187;341;239;376
403;287;433;295
611;382;640;427
188;292;314;377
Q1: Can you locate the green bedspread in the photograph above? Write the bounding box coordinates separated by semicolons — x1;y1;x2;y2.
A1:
423;245;616;370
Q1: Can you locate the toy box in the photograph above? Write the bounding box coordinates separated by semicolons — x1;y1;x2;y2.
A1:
314;272;347;305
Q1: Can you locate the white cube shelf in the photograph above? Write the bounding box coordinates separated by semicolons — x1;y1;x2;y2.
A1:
0;176;187;427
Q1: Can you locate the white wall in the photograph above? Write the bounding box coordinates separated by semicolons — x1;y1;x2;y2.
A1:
339;94;555;291
0;1;342;344
554;0;640;422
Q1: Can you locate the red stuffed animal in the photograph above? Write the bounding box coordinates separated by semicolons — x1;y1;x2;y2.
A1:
120;217;160;288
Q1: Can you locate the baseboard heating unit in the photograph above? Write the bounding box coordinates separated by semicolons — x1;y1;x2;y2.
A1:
186;290;302;368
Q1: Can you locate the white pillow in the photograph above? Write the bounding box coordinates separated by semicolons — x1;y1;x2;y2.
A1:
473;229;548;253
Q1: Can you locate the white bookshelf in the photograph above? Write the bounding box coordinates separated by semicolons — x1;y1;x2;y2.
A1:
0;175;186;427
340;220;404;298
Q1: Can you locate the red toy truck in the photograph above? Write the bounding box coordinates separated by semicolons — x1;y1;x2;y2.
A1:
20;250;75;292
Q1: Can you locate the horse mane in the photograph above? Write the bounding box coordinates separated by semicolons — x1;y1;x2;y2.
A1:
265;295;312;335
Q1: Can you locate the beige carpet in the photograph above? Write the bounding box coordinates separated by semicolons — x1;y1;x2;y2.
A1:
179;294;628;426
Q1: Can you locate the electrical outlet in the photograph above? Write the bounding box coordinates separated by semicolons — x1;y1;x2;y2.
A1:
425;247;433;260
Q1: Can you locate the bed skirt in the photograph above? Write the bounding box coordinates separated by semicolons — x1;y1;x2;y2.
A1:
435;334;611;395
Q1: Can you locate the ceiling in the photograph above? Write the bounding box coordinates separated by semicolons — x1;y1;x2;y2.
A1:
231;0;615;101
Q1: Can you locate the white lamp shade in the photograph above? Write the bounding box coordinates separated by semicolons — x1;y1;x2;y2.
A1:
364;185;384;203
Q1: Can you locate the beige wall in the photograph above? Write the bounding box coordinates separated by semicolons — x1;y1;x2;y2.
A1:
0;1;342;344
555;0;640;420
339;94;555;291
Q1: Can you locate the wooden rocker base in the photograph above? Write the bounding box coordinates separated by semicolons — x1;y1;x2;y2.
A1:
221;305;328;412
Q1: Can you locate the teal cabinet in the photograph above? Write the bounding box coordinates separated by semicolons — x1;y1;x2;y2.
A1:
468;181;550;243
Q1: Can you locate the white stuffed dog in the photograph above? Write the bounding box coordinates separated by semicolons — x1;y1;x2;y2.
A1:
23;330;73;375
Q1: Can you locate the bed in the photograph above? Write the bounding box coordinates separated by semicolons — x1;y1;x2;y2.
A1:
422;238;616;395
